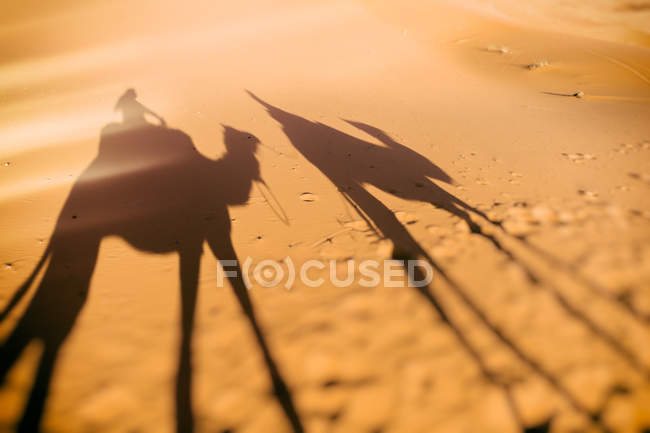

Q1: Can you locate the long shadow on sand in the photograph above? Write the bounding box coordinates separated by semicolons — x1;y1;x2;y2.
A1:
0;90;304;433
249;91;646;433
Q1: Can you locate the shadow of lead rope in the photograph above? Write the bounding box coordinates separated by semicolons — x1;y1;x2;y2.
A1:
511;234;650;325
255;178;290;226
0;243;52;323
458;209;650;375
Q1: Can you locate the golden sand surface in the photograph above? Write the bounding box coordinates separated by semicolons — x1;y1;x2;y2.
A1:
1;1;649;432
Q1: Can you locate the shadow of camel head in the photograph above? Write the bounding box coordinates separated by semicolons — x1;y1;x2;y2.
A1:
222;123;260;154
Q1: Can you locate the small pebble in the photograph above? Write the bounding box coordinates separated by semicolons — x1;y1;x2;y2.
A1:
628;172;650;184
573;91;585;98
344;220;371;231
299;192;318;202
561;152;597;163
527;60;549;70
578;189;600;202
488;45;510;54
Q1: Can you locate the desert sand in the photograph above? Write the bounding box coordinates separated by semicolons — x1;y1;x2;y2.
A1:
1;1;649;432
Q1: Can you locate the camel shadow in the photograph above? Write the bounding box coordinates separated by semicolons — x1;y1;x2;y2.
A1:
247;90;488;263
0;90;303;433
248;91;638;433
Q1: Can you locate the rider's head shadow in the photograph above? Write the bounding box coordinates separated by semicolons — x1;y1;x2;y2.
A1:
114;88;167;128
0;90;303;433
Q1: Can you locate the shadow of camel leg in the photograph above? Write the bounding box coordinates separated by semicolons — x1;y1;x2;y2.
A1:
448;189;650;325
206;233;304;433
1;235;100;433
423;186;491;234
0;322;31;391
0;244;52;323
176;244;202;433
16;344;60;433
345;183;428;259
344;185;555;430
429;192;530;268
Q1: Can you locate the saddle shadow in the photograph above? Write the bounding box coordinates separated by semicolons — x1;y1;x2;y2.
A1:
0;89;303;433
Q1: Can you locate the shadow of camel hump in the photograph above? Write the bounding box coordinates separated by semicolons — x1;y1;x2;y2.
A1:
246;90;489;255
0;90;303;433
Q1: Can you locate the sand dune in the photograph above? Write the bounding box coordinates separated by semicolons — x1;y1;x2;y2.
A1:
1;1;649;433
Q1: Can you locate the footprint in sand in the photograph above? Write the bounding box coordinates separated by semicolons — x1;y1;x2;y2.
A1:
454;220;472;234
426;225;451;237
475;177;489;185
578;189;601;203
507;172;522;185
499;203;560;236
612;143;636;155
612;141;650;155
376;240;393;259
344;220;372;232
561;153;597;163
487;45;511;54
530;205;558;224
430;238;466;261
527;60;550;70
502;206;538;236
394;211;418;225
319;244;353;261
630;209;650;220
299;192;319;202
425;221;471;240
628;172;650;185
